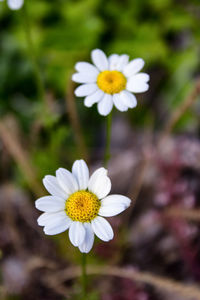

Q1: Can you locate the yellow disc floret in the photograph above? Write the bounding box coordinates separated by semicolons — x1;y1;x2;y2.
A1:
65;191;100;222
97;70;127;94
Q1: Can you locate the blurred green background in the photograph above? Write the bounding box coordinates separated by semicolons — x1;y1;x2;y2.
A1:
0;0;200;191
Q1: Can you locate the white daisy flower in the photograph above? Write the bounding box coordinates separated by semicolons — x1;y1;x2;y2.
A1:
0;0;24;10
72;49;150;116
35;160;131;253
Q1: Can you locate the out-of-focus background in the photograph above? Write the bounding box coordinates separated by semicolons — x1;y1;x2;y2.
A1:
0;0;200;299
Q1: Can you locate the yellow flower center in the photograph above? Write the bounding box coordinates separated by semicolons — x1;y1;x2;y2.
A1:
65;191;100;222
97;70;127;94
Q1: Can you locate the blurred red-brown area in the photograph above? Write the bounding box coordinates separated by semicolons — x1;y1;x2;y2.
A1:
1;119;200;299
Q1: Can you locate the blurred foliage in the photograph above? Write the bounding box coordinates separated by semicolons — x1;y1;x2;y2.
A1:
0;0;200;182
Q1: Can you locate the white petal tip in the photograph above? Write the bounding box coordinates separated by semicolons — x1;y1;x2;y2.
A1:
71;74;75;81
91;48;100;55
37;219;42;226
99;111;110;116
84;102;93;108
74;62;81;71
74;89;80;97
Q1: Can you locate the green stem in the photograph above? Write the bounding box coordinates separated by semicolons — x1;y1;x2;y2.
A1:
22;3;45;103
103;112;112;167
81;253;87;298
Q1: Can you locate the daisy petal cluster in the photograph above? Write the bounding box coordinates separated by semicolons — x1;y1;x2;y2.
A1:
0;0;24;10
35;160;131;253
72;49;150;116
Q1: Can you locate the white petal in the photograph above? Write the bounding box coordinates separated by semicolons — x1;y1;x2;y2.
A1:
108;54;119;70
72;159;89;190
130;73;150;83
7;0;24;10
99;194;131;217
113;94;128;112
72;72;97;83
75;83;97;97
78;223;94;253
69;221;86;247
44;214;72;235
127;75;149;93
116;55;129;71
97;94;113;116
84;89;104;107
88;167;111;199
101;194;131;207
91;216;114;242
35;196;65;212
98;205;126;217
43;175;68;199
56;168;79;195
37;212;51;226
90;167;107;178
119;90;137;108
91;49;108;71
37;211;67;226
123;58;145;77
75;62;99;77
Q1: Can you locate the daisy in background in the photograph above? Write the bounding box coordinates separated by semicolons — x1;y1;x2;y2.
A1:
72;49;149;116
0;0;24;10
35;160;131;253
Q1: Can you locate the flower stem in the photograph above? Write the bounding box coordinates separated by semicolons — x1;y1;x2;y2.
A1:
21;2;45;104
103;112;112;167
81;253;87;298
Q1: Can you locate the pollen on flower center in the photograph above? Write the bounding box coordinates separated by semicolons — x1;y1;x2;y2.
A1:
65;191;100;222
97;70;127;94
